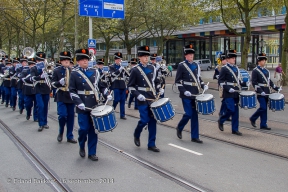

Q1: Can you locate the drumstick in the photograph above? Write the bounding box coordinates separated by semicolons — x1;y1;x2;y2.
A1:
145;98;155;101
201;82;209;95
156;84;165;100
84;107;93;111
98;90;114;112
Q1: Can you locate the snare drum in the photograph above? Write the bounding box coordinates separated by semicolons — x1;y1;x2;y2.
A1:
195;94;215;115
90;105;117;132
150;98;175;122
268;93;285;112
239;91;257;109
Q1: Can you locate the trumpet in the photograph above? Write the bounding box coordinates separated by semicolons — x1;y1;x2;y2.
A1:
64;67;70;91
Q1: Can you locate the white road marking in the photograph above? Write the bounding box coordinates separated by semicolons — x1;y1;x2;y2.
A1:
168;143;203;156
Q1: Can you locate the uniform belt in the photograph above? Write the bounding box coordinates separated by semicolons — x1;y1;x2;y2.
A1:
258;83;268;87
77;90;94;95
226;82;238;86
4;78;10;80
138;87;152;91
36;80;46;83
25;83;34;87
183;81;198;86
116;77;125;80
59;87;69;91
101;79;107;82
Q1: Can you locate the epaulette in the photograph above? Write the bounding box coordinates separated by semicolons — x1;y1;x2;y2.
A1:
53;66;61;70
179;61;185;65
72;68;79;72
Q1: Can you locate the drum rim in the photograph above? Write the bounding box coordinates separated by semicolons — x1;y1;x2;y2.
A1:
91;105;114;116
150;97;169;108
196;93;214;101
239;91;256;96
269;93;284;100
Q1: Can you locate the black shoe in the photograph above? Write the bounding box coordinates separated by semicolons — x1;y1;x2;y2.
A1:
12;107;16;111
19;109;23;114
26;115;30;120
134;137;140;147
43;125;49;129
260;126;271;130
232;131;242;136
148;146;160;152
250;118;256;127
67;138;77;143
227;117;232;121
57;134;63;142
191;138;203;143
88;155;98;161
5;104;8;107
79;148;85;157
176;127;182;139
128;104;131;108
1;101;3;104
218;120;224;131
120;117;127;120
38;126;44;132
134;108;138;110
34;119;38;122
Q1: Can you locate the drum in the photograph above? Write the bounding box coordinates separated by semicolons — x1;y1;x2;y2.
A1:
150;98;175;122
239;91;257;109
239;69;250;83
195;94;215;115
90;105;117;132
268;93;285;112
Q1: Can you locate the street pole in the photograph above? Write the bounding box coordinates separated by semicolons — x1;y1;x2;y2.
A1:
74;0;79;50
23;3;26;48
89;17;93;39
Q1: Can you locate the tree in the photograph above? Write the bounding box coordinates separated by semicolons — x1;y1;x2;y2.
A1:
142;0;203;55
281;0;288;85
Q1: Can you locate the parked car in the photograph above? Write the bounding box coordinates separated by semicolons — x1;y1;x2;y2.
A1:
193;59;212;71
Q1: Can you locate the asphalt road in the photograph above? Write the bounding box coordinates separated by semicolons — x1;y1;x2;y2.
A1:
1;98;288;192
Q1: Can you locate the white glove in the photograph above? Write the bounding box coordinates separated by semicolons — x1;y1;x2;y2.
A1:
278;86;282;92
137;94;146;101
156;84;161;89
41;73;48;78
216;75;219;79
229;88;235;93
159;88;164;95
104;88;109;95
184;91;192;97
77;103;85;110
246;82;250;87
17;73;21;78
261;92;266;96
59;78;65;86
204;85;209;91
107;95;113;101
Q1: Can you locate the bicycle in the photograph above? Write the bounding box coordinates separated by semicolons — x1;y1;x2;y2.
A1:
172;83;179;94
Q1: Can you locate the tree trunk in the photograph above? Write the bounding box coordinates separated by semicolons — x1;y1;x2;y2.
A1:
16;29;20;57
281;8;288;86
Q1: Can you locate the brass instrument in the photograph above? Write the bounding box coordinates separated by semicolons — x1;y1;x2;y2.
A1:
0;50;6;58
22;47;35;58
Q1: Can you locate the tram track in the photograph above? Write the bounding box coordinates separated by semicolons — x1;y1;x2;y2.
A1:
0;118;72;192
47;114;209;192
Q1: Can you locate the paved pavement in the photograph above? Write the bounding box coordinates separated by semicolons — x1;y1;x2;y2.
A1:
0;101;288;192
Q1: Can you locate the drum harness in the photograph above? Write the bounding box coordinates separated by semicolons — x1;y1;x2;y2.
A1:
75;69;100;102
136;66;157;97
224;65;241;90
254;68;273;94
182;63;201;93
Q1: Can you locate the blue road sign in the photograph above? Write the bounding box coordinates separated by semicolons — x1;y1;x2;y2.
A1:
88;39;96;48
79;0;125;19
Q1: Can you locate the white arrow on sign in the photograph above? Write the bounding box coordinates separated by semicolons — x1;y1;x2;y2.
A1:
112;11;115;17
84;8;88;14
95;9;98;16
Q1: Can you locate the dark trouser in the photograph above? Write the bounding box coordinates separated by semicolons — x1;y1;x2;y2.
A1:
113;88;126;118
35;94;50;127
57;102;75;140
4;87;11;106
78;113;98;155
10;87;17;108
134;104;157;147
250;96;268;127
219;98;239;132
128;93;138;109
17;89;25;110
24;95;38;121
177;98;199;139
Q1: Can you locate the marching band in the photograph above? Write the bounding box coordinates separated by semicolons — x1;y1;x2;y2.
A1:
0;45;285;161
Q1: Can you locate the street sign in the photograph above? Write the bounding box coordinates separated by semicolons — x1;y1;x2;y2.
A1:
78;0;125;19
88;39;96;48
88;48;96;55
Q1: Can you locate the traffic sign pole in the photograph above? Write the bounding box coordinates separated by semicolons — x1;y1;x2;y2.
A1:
89;17;93;39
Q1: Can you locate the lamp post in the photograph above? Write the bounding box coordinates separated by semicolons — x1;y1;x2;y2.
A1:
259;38;266;53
